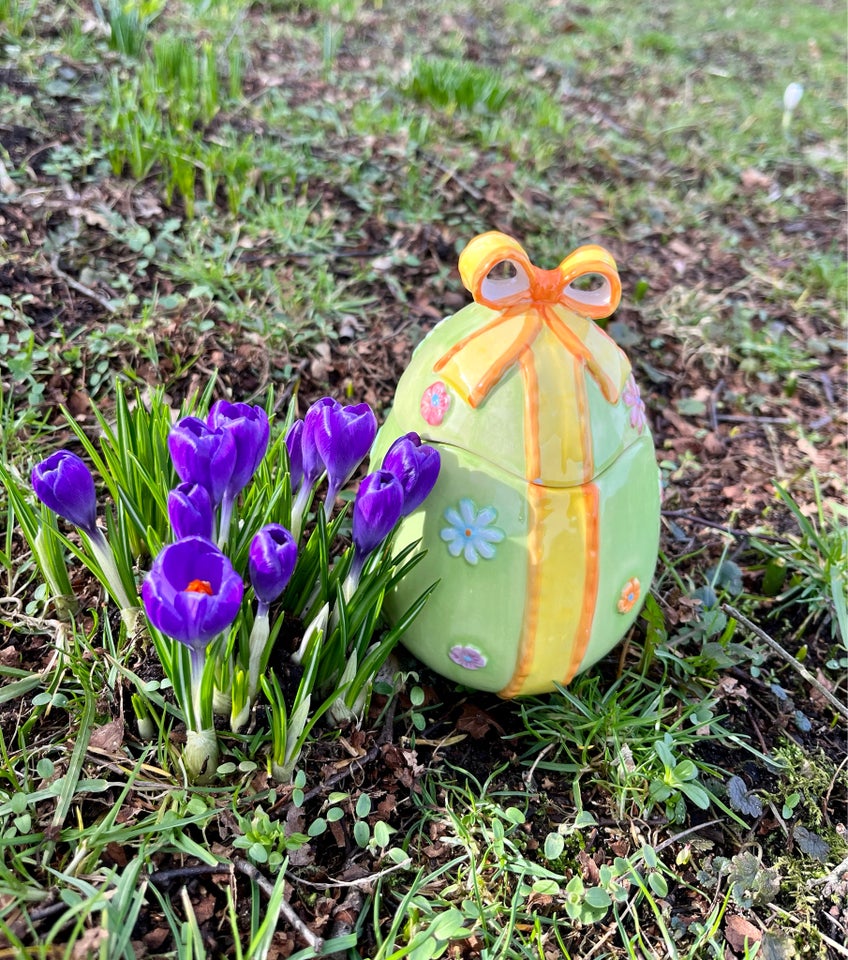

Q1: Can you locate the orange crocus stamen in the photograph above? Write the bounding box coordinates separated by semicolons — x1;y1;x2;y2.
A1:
185;578;214;595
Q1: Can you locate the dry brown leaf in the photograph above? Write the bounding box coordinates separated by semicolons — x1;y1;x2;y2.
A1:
67;205;113;230
795;437;829;470
142;927;170;949
455;703;505;739
704;433;726;455
716;676;749;701
72;928;108;959
192;892;216;925
740;168;773;192
578;849;600;885
724;914;762;952
88;718;124;755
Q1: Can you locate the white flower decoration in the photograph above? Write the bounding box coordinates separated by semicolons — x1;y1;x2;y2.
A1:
440;498;505;565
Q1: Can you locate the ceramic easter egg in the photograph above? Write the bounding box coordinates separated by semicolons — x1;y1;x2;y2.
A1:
371;232;660;696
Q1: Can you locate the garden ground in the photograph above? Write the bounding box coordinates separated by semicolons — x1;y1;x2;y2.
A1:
0;0;846;957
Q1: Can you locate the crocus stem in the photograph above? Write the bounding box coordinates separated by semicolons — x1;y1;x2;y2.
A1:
86;527;137;627
344;551;365;602
246;602;270;701
333;567;359;636
323;480;340;522
290;484;312;542
189;647;206;731
187;646;220;779
218;495;234;548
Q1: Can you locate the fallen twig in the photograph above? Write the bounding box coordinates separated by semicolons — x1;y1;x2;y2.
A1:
46;254;118;315
661;510;785;543
582;819;725;960
723;603;848;721
823;755;848;820
523;743;553;791
767;903;848;958
147;858;327;952
232;857;325;953
424;152;485;201
296;699;397;808
715;414;794;424
287;857;411;891
806;853;848;889
653;819;723;854
148;863;231;887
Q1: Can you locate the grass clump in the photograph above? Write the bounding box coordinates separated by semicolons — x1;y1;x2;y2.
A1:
103;29;244;214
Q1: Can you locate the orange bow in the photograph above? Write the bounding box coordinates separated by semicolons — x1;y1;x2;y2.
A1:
434;232;629;408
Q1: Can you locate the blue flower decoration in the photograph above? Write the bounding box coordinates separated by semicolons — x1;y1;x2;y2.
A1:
440;498;505;565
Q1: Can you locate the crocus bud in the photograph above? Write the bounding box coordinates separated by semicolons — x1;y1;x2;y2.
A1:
352;470;404;563
382;432;441;516
284;419;304;493
168;417;236;508
207;400;270;500
316;402;378;505
302;397;338;488
168;483;214;541
31;450;98;535
248;524;298;606
141;536;244;652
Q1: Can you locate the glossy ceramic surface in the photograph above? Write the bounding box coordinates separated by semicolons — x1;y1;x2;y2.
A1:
371;232;661;696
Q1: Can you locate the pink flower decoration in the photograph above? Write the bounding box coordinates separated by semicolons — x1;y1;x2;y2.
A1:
622;375;647;434
449;644;487;670
420;381;451;426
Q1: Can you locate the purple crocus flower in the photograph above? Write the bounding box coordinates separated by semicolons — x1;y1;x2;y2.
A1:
168;483;214;541
32;449;137;613
31;450;98;536
382;432;441;516
311;399;378;518
207;400;270;545
249;524;297;608
141;536;243;654
207;400;270;500
350;469;404;581
301;397;338;489
290;399;339;540
168;417;236;508
284;419;304;493
238;523;298;719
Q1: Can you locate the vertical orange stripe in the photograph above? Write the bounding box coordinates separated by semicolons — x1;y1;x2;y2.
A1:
562;483;600;684
499;483;544;698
